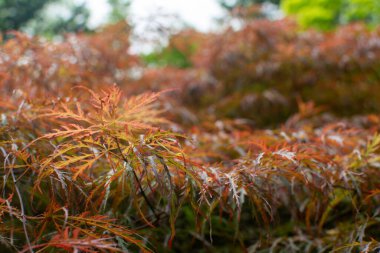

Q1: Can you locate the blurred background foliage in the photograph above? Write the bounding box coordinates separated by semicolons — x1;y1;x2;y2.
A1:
25;0;91;36
0;0;379;41
0;0;130;36
1;0;380;125
219;0;281;11
218;0;380;30
145;0;380;67
0;0;54;33
282;0;380;30
107;0;131;24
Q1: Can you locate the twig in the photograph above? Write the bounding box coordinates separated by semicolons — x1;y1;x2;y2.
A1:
6;154;33;253
114;137;160;223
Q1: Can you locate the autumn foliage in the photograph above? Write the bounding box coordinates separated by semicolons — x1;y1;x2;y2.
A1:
1;19;380;252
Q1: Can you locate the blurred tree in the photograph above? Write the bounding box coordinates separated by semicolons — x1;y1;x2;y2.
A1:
0;0;53;33
27;1;91;36
281;0;380;30
0;0;91;36
342;0;380;25
142;47;192;68
218;0;283;20
281;0;342;30
219;0;280;11
108;0;130;23
142;29;207;69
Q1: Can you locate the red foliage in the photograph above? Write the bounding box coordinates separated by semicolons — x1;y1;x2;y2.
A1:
1;19;380;252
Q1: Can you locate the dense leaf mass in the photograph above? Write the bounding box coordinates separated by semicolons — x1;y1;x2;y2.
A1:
1;20;380;252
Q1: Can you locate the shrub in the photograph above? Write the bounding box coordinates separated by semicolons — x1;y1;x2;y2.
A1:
1;20;380;252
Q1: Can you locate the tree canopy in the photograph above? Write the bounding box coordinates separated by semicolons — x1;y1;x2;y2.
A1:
26;1;91;36
219;0;280;11
107;0;130;23
0;0;53;33
0;0;131;36
217;0;380;30
282;0;380;30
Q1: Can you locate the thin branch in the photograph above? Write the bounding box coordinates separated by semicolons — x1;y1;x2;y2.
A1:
7;154;33;253
114;137;160;223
